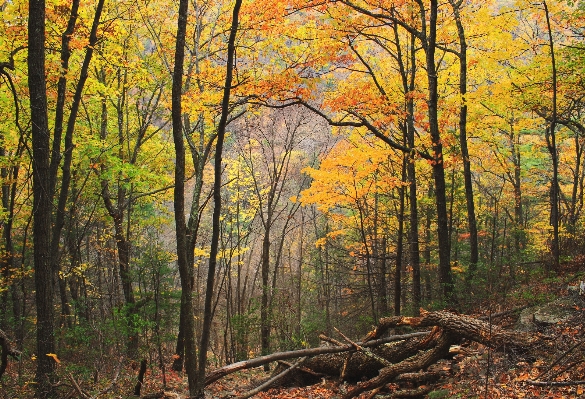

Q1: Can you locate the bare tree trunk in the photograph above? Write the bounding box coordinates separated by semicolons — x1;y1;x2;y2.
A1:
195;1;242;395
543;0;559;271
424;0;454;304
171;0;197;393
28;0;56;395
449;0;479;279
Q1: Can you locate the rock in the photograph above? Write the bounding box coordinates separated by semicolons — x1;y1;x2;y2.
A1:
516;297;582;332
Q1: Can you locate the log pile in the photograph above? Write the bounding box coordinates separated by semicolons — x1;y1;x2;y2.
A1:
205;310;541;399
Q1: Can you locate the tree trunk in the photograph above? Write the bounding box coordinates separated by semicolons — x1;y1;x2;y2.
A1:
28;0;56;395
171;0;198;393
425;0;454;304
449;0;479;277
195;1;242;395
543;0;560;271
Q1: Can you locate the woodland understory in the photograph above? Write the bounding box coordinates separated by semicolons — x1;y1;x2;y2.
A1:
2;264;585;399
3;0;585;398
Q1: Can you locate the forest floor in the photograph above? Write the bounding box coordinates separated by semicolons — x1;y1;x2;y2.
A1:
2;266;584;399
200;266;585;399
202;313;585;399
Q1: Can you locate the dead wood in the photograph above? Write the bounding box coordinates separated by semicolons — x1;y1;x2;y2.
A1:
0;329;21;380
205;331;428;386
68;373;91;399
134;359;148;397
343;328;455;399
271;332;439;385
235;357;307;399
365;309;539;350
207;310;540;399
341;310;541;398
394;371;444;384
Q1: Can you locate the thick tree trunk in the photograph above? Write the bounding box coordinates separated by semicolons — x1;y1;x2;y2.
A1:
543;0;560;271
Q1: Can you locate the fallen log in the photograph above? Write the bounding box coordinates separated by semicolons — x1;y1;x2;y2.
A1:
278;329;441;384
206;310;540;399
0;329;21;380
205;331;428;386
365;309;539;350
342;310;541;398
343;327;455;399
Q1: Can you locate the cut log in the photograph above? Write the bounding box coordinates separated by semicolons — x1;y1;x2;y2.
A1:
365;309;539;350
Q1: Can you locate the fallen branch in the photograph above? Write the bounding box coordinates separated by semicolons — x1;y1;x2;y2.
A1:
394;371;444;384
69;373;91;399
533;336;585;380
333;327;392;368
342;310;541;399
276;360;324;378
0;329;21;380
235;357;307;399
344;328;454;399
92;356;124;398
205;331;428;385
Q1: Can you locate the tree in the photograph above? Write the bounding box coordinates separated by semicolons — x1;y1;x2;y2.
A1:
448;0;479;277
236;107;313;366
28;0;56;394
195;0;242;395
171;0;198;392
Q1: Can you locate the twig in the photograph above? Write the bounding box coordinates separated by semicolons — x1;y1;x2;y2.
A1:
92;356;124;398
233;357;308;399
276;360;323;377
340;352;353;382
69;373;91;399
525;380;585;386
534;337;585;380
334;327;392;368
318;334;345;347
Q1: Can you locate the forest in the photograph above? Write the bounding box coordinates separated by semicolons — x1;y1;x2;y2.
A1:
1;0;585;398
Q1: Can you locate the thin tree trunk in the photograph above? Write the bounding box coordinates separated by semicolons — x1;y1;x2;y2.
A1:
395;157;406;315
543;0;559;271
195;1;242;395
171;0;197;393
449;0;479;278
